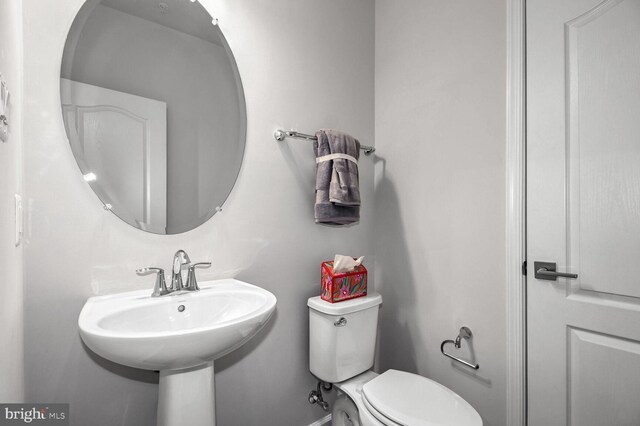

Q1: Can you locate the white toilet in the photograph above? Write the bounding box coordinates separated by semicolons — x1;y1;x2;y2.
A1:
308;292;483;426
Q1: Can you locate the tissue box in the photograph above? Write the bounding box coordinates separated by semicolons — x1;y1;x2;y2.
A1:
321;261;367;303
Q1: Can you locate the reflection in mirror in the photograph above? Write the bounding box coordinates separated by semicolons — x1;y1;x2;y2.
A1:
61;0;246;234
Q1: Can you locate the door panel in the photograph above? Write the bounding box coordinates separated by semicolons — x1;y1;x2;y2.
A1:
568;0;640;299
527;0;640;425
78;105;147;220
568;328;640;426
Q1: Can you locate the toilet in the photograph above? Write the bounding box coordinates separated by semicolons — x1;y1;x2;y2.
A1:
308;292;482;426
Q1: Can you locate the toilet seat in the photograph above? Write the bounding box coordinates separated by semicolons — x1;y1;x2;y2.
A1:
362;395;402;426
361;370;483;426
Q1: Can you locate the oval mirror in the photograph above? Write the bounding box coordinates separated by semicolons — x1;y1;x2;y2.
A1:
60;0;246;234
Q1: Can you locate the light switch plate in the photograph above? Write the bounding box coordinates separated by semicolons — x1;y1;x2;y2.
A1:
14;193;22;246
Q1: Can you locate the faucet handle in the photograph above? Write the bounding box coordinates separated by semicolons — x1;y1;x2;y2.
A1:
136;267;164;277
185;262;212;291
136;267;169;297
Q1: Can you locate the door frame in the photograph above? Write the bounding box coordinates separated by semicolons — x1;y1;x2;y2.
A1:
506;0;527;425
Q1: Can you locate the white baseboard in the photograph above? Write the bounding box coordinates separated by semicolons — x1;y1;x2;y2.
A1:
308;413;331;426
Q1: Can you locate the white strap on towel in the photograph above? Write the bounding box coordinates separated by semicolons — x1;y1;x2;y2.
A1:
316;153;358;164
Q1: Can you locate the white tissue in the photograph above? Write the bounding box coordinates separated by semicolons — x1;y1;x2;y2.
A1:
333;255;364;273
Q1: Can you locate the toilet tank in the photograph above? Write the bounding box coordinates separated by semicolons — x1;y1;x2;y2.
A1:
308;293;382;383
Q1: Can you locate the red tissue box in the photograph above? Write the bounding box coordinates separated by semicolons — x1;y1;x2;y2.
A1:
321;260;368;303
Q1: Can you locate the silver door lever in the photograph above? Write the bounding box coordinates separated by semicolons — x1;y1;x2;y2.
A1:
534;261;578;281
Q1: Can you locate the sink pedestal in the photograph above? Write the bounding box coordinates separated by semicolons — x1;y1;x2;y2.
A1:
158;362;216;426
79;280;276;426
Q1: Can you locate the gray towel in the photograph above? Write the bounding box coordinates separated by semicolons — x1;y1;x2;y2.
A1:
313;130;361;225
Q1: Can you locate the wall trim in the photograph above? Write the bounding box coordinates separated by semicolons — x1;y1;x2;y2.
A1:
506;0;527;425
307;414;331;426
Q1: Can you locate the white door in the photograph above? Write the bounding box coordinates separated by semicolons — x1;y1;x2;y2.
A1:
61;79;167;233
527;0;640;425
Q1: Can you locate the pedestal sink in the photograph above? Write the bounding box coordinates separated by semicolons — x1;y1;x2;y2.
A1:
78;279;277;426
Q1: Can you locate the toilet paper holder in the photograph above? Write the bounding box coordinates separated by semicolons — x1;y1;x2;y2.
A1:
440;326;479;370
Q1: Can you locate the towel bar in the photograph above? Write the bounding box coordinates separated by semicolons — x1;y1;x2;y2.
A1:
440;326;479;370
273;129;375;155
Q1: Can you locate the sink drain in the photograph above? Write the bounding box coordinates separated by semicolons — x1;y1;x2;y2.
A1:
178;305;185;312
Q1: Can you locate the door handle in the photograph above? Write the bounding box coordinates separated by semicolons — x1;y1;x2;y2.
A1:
534;261;578;281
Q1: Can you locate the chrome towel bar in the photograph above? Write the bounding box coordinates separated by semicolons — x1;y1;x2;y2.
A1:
440;326;479;370
273;129;375;155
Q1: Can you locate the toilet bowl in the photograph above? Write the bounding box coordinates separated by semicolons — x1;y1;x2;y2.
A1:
331;370;482;426
330;370;387;426
308;293;482;426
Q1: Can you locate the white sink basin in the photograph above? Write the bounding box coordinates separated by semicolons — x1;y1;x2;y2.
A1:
79;279;276;371
78;279;277;426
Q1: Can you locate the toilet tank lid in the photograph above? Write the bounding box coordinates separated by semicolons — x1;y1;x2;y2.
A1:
307;293;382;315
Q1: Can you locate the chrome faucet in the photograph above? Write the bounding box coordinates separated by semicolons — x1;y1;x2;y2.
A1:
171;250;191;292
137;250;211;297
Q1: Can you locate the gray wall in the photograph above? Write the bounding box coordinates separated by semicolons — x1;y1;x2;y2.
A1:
19;0;512;424
374;1;507;425
0;0;24;402
22;0;374;425
62;4;243;234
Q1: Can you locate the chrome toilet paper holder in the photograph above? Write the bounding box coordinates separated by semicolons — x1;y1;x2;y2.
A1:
440;326;479;370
